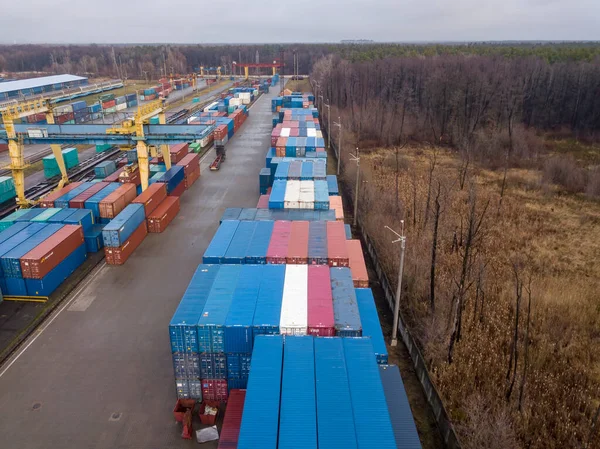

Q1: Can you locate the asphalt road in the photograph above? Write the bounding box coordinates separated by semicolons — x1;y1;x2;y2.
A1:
0;84;278;448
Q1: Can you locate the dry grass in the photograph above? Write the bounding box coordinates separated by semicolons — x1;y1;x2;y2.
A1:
343;144;600;449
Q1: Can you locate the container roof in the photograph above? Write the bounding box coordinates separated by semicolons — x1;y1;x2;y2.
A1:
0;74;87;94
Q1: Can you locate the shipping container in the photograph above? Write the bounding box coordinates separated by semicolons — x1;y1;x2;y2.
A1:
224;265;262;354
266;220;291;264
69;182;110;208
238;335;283;449
314;181;330;210
245;220;274;264
218;389;246;449
20;225;84;279
53;182;94;208
84;224;104;253
268;180;286;209
301;161;314;180
308;221;327;265
279;336;317;449
175;378;203;400
25;244;86;296
347;240;369;288
0;222;31;245
46;208;78;224
345;224;352;240
279;265;308;335
284;180;300;209
238;208;257;221
29;208;61;222
197;265;242;353
14;209;45;222
299;181;315;209
0;210;30;231
226;354;251;380
256;195;269;209
343;338;396;449
327;175;340;196
314;338;358;449
172;352;200;379
253;265;285;339
147;196;180;233
62;209;93;233
102;204;145;247
176;152;200;176
331;267;362;337
99;183;136;219
155;165;184;194
132;182;167;216
330;195;344;220
168;182;185;198
378;365;423;449
307;265;335;336
94;161;117;179
220;208;241;223
201;379;228;402
287;220;309;264
184;166;200;189
327;221;349;267
170;265;220;353
84;183;122;221
203;220;240;264
200;353;227;379
223;222;256;264
355;288;388;364
103;221;147;265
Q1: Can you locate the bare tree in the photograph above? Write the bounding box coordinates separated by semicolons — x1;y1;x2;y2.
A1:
518;276;533;412
506;263;523;402
430;180;442;311
423;147;437;229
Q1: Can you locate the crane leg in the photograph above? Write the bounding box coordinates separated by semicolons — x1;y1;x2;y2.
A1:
8;139;28;207
244;67;249;80
137;141;149;192
50;144;68;189
158;112;171;170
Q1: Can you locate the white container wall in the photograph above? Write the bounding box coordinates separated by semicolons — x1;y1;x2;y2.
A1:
279;265;308;335
307;128;317;137
281;128;291;137
284;180;301;209
116;103;127;111
299;181;315;209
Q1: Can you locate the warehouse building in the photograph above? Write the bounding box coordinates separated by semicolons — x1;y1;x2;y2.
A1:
0;74;88;101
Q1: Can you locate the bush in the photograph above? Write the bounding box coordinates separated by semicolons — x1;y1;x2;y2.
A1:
542;155;587;194
586;167;600;199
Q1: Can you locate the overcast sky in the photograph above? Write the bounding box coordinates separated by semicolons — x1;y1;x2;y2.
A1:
1;0;599;44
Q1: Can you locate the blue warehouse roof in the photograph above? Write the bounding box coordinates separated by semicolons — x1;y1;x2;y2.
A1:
0;74;87;95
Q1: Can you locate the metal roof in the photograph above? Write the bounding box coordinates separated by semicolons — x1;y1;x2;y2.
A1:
0;74;87;94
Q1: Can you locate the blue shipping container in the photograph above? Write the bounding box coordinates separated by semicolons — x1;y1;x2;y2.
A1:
223;221;257;264
327;175;340;196
345;224;352;240
54;182;95;208
245;220;274;264
156;165;184;194
308;221;327;265
331;268;362;336
62;209;94;233
238;335;283;449
238;208;258;221
25;244;87;296
274;161;290;180
47;208;78;223
355;288;388;364
269;180;286;209
14;209;45;222
220;208;242;223
84;183;121;220
84;224;104;253
0;222;31;245
102;204;145;247
200;353;227;379
203;220;240;264
227;353;251;379
301;161;314;180
169;265;220;353
252;265;285;339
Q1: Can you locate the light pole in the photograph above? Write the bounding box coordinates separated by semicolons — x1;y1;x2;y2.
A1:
350;147;360;228
333;119;342;176
385;222;407;347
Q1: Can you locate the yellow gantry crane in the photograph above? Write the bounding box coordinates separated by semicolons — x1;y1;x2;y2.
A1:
199;67;222;79
107;99;170;191
1;99;68;207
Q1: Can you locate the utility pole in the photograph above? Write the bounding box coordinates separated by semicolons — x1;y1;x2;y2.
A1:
333;118;342;175
350;147;360;227
385;222;407;347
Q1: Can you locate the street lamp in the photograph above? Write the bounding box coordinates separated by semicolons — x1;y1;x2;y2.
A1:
333;119;342;176
385;222;407;347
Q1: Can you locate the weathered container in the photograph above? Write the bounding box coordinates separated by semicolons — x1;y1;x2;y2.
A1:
62;209;94;233
253;265;285;339
347;239;369;288
54;182;95;208
147;196;180;233
343;338;396;448
1;224;63;278
222;221;256;264
203;220;240;264
256;195;269;209
218;389;246;449
94;161;117;179
308;221;327;265
284;180;300;209
227;354;251;380
24;244;86;296
238;208;257;221
104;166;126;182
314;180;330;210
327;174;340;195
201;379;228;402
102;203;146;247
287;220;309;264
301;161;314;180
224;265;262;354
160;143;189;164
28;208;60;223
200;353;228;379
20;225;84;279
84;182;122;221
245;220;274;264
84;224;104;253
176;152;200;176
170;265;220;353
132;182;167;216
168;181;185;198
329;195;344;221
307;265;335;336
279;336;317;449
69;182;110;208
266;220;291;264
378;365;423;449
103;221;147;265
156;165;185;194
327;221;350;267
46;208;77;223
175;379;203;400
356;288;388;364
184;166;200;189
13;209;44;223
99;183;136;219
331;267;362;337
279;265;308;336
238;335;283;449
287;160;302;180
172;352;201;379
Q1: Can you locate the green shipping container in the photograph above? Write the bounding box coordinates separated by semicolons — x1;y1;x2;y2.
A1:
149;117;160;124
0;209;29;231
31;208;62;222
0;176;15;195
189;142;201;153
96;144;113;153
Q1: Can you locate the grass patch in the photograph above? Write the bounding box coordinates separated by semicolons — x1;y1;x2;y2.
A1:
547;138;600;165
285;78;312;93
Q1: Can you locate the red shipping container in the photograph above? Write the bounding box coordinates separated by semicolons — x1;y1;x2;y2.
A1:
132;182;167;216
218;389;246;449
69;182;110;208
257;195;269;209
147;196;180;233
158;143;188;164
289;127;299;137
176;153;200;176
0;144;8;152
201;379;228;402
184;167;200;189
104;221;147;265
266;220;292;264
99;183;136;219
286;221;309;264
168;182;185;198
20;225;84;279
104;166;126;183
326;221;349;267
38;182;83;208
102;100;116;109
347;239;369;288
307;265;335;336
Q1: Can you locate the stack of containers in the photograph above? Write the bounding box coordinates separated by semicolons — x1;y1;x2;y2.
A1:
99;183;136;222
0;177;16;204
159;143;189;165
331;267;362;336
152;166;185;197
223;208;336;223
42;148;79;178
329;195;344;221
218;389;246;448
102;204;147;265
68;182;110;208
84;183;122;222
326;221;349;267
176;153;200;189
94;161;117;179
53;182;95;208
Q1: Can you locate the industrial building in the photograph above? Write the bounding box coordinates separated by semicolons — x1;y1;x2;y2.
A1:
0;74;88;101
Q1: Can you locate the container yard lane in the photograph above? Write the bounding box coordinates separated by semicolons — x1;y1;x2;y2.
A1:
0;84;280;449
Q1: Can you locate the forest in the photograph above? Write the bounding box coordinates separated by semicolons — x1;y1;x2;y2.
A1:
311;51;600;448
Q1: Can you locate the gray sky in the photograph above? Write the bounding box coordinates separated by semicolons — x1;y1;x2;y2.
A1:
1;0;599;44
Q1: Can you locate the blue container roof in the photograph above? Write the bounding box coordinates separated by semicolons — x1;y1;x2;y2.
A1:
355;288;388;362
224;221;257;262
246;220;274;260
3;223;63;260
197;265;242;327
225;265;262;327
102;204;144;231
0;222;31;245
331;268;362;332
0;223;47;257
203;220;240;262
169;265;220;327
253;264;285;327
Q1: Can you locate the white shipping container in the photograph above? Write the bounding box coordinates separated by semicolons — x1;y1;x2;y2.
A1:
279;265;308;335
116;103;127;111
229;98;242;106
299;181;315;209
316;130;323;138
242;98;251;105
27;128;48;139
204;101;218;113
200;136;211;147
307;128;317;137
280;128;291;137
284;180;301;209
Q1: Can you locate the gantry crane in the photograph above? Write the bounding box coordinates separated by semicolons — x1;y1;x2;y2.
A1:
199;67;222;79
1;99;68;207
233;61;282;79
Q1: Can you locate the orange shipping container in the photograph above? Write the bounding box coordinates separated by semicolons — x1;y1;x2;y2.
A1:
132;182;167;216
329;196;344;221
346;239;369;288
184;167;201;189
286;221;309;264
38;182;83;208
99;183;136;219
